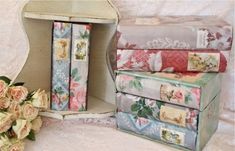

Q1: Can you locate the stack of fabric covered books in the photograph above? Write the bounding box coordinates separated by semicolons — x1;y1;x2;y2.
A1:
115;16;232;151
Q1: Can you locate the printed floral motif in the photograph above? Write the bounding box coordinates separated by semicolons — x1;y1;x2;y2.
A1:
161;128;185;145
188;53;220;72
160;85;188;104
52;21;71;111
135;117;150;130
117;49;227;72
116;112;197;150
69;68;86;111
116;72;202;109
186;109;198;129
145;38;190;49
69;24;91;111
129;77;143;91
118;93;198;130
54;22;71;38
54;39;70;60
117;17;232;51
74;29;89;61
51;85;69;110
131;98;154;119
201;26;232;51
117;75;142;91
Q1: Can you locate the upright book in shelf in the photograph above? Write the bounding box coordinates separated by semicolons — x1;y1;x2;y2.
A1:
51;21;91;111
51;22;71;111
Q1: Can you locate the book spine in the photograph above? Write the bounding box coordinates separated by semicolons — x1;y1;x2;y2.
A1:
51;22;71;111
117;49;228;72
69;24;91;111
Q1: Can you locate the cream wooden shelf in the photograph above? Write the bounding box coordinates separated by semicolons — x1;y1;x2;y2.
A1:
40;95;116;120
23;0;117;24
17;0;119;119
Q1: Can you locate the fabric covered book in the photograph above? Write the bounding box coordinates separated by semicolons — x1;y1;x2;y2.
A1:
117;16;232;51
69;24;91;111
115;71;221;110
51;22;72;111
116;92;199;131
117;49;228;72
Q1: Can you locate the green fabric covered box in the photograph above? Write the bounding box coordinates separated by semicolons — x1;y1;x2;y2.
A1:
115;71;221;111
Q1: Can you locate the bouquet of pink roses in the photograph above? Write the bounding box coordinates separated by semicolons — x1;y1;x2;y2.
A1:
0;76;48;151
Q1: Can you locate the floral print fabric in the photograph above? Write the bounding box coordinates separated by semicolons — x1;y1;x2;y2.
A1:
117;16;232;51
51;22;91;111
117;49;228;72
69;24;91;111
115;71;221;110
116;93;199;131
51;22;71;111
116;112;197;150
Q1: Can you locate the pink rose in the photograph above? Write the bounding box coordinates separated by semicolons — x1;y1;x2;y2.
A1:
136;117;149;126
173;91;183;101
21;103;39;121
8;102;21;120
12;119;32;140
191;88;200;105
70;79;80;92
8;86;28;103
0;80;8;98
0;97;10;109
145;100;156;108
52;93;60;105
0;112;12;133
70;87;86;111
120;75;134;81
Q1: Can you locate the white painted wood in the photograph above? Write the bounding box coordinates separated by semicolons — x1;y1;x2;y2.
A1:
40;96;116;120
17;0;119;119
23;0;117;23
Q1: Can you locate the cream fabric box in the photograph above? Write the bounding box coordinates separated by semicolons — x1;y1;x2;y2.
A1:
117;16;232;51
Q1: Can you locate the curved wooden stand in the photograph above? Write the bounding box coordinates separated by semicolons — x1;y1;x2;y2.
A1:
16;0;119;119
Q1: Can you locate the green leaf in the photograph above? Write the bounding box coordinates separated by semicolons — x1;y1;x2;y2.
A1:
156;101;164;109
71;68;78;78
131;104;141;112
137;110;148;118
143;106;153;116
0;76;11;85
139;98;145;106
81;30;89;39
56;87;64;94
12;82;24;86
185;94;192;104
75;76;81;82
157;112;160;118
133;79;143;90
78;105;86;111
0;108;7;112
27;130;36;141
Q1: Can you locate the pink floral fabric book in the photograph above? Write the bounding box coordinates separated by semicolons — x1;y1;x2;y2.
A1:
69;24;91;111
117;49;229;72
